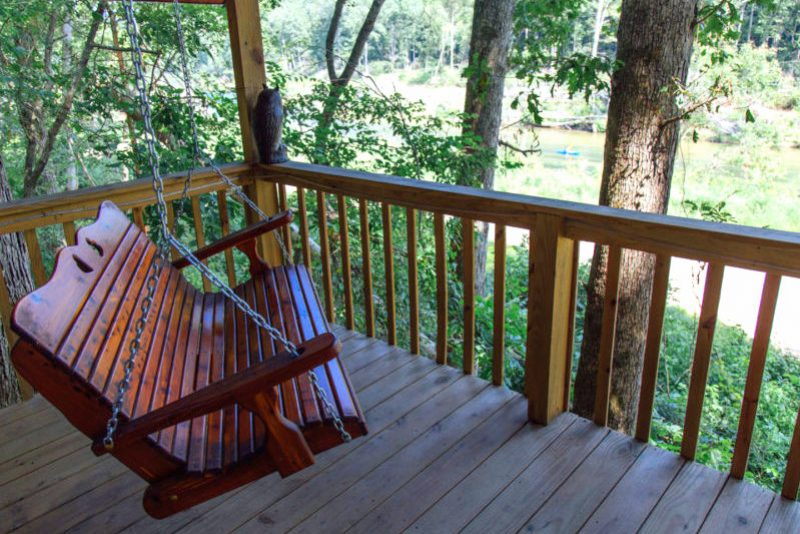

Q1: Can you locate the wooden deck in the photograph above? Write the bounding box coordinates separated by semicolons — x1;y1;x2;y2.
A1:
2;328;798;533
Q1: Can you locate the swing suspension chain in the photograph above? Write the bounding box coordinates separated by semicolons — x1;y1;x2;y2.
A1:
105;0;348;450
171;0;347;443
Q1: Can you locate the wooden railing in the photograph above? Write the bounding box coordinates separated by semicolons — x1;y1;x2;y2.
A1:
1;160;799;500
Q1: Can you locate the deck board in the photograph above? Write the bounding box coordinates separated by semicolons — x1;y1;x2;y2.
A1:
1;329;798;534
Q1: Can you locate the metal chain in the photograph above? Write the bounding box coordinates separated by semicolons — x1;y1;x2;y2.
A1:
171;0;292;266
103;0;348;448
172;0;347;442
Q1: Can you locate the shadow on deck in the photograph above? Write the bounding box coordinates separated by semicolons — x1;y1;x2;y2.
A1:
1;327;798;533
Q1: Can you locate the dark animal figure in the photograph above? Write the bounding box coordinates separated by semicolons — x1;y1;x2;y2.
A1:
253;85;289;164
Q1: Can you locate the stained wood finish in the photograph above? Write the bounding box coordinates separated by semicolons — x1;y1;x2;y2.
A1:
22;229;47;287
297;188;312;267
2;330;795;532
8;202;367;519
261;162;800;278
132;206;146;231
191;196;212;292
407;208;419;354
165;201;178;261
636;254;671;442
337;195;354;330
462;218;475;375
215;191;237;286
492;224;506;386
0;164;252;234
316;191;334;322
526;214;575;424
434;212;448;365
784;407;800;499
594;245;622;426
681;262;725;460
731;273;781;479
278;184;292;254
62;220;77;247
359;198;374;337
382;203;396;345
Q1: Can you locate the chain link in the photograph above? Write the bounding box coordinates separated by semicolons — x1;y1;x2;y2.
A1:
171;0;346;442
104;0;348;448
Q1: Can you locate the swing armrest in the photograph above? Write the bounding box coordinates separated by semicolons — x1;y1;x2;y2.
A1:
93;332;339;455
171;210;293;270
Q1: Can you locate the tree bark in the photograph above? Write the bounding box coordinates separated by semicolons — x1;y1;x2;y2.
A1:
573;0;699;433
0;155;35;408
460;0;515;294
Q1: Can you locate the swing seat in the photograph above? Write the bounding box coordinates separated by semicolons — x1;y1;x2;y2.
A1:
10;201;367;518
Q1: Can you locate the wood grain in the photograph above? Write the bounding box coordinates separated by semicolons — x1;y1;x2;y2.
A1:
297;187;312;267
462;218;475;374
492;224;506;386
434;212;448;365
593;245;622;426
337;195;354;329
635;254;671;442
382;203;396;345
681;262;725;460
359;198;374;337
731;273;781;478
22;229;47;287
407;208;419;354
215;191;237;286
316;191;334;322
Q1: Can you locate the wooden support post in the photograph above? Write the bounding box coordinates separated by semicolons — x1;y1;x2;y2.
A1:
407;208;419;354
382;203;396;345
462;218;475;375
338;194;354;330
526;214;576;424
227;0;281;265
359;199;375;337
492;224;506;386
593;245;622;427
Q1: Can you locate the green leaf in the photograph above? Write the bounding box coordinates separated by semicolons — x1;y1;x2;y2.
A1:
745;109;756;123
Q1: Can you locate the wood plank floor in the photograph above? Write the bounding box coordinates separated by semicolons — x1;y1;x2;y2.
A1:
1;327;798;533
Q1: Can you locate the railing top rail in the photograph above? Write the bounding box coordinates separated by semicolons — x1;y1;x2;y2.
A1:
261;161;800;277
0;163;251;233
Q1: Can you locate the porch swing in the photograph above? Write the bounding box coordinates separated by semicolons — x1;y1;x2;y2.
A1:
9;0;367;519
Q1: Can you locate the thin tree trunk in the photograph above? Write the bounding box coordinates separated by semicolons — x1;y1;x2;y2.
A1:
573;0;699;433
591;0;608;57
459;0;516;294
0;155;35;408
314;0;387;165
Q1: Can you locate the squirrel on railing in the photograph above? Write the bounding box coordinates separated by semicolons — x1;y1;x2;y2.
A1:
253;85;289;164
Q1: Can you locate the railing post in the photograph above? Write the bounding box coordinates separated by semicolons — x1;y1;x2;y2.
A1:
227;0;281;266
526;214;576;424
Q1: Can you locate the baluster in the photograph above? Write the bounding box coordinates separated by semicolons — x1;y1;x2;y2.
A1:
407;208;419;354
593;245;622;426
563;240;581;408
462;218;475;375
298;188;312;267
216;191;237;287
731;272;781;478
359;199;375;337
492;224;507;386
526;214;576;424
783;407;800;499
191;196;212;292
23;229;47;287
382;203;396;345
635;254;672;442
165;200;178;260
278;184;292;254
434;212;448;365
317;191;335;323
338;194;354;330
681;262;725;460
63;220;77;247
132;207;146;232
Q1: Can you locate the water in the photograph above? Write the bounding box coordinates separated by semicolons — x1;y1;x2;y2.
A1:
496;128;800;232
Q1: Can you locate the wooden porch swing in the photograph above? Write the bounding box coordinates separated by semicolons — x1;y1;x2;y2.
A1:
9;0;367;519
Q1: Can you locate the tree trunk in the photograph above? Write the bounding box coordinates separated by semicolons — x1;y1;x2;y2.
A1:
460;0;515;294
591;0;608;57
0;155;35;407
573;0;698;433
314;0;387;165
